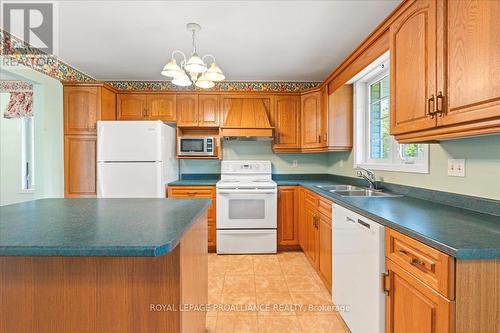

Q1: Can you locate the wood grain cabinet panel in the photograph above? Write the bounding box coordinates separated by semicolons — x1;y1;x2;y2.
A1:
390;0;438;135
438;0;500;126
273;96;301;151
64;136;97;197
147;94;176;121
117;94;147;120
301;91;323;149
277;186;299;248
386;259;454;333
176;95;199;127
64;86;100;135
167;186;216;251
318;213;332;291
326;85;353;150
198;95;220;127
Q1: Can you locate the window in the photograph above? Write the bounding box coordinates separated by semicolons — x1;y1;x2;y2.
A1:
21;117;35;191
353;52;428;173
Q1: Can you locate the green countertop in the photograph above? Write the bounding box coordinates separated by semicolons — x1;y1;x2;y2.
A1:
0;198;211;257
168;177;500;260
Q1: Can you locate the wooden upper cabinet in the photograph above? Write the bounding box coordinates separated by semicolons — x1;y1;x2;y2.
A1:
273;95;301;151
301;91;323;149
277;186;299;247
390;0;437;135
177;95;199;126
386;259;454;333
147;94;176;121
438;0;500;126
64;86;100;135
117;94;147;120
198;95;220;127
64;85;116;135
327;85;353;150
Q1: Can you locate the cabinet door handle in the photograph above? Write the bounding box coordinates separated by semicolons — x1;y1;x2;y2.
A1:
427;95;436;119
435;91;444;117
382;271;390;296
318;134;321;143
186;192;198;195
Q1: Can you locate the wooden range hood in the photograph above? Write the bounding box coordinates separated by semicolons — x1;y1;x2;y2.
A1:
220;97;274;137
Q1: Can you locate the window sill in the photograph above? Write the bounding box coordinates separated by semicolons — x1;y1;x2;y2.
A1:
355;163;429;174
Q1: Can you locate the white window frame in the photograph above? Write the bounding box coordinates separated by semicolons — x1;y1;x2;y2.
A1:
21;116;35;192
351;51;429;174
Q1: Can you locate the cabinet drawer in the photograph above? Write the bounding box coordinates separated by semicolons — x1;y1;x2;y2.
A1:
168;186;216;222
386;229;455;299
304;189;318;207
317;196;333;221
168;186;215;197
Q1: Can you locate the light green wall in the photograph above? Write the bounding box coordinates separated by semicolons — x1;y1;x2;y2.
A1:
327;134;500;200
0;64;64;206
180;140;330;174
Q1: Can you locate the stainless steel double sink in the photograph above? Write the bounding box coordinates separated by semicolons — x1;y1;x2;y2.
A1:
315;184;402;197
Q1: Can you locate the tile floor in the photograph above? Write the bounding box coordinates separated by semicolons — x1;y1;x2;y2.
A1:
207;251;349;333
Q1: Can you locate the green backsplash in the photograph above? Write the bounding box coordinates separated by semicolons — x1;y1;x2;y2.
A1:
180;140;330;174
327;135;500;200
181;135;499;200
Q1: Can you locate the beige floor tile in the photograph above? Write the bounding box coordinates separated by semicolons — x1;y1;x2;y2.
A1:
290;291;336;316
257;315;302;333
280;260;317;276
285;274;322;292
256;291;295;315
206;312;217;333
255;275;289;293
221;292;257;312
297;314;348;333
223;274;255;294
223;255;254;275
216;312;258;333
253;257;283;275
209;275;225;295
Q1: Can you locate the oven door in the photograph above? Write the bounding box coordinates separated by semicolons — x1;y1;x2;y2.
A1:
216;188;277;229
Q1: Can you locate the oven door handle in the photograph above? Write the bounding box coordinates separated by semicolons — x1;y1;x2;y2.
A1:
217;189;277;195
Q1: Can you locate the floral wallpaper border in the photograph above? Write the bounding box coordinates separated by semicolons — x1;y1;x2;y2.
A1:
1;29;322;92
106;80;321;92
1;29;95;82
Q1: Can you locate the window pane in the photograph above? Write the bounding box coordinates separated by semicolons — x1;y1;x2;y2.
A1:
400;143;425;159
369;75;390;160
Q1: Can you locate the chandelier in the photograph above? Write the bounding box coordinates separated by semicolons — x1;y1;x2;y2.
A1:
161;23;225;89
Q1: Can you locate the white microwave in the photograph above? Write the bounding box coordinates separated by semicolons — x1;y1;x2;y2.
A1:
177;137;215;156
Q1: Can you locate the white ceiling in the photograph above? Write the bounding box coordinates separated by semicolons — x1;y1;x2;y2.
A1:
55;0;400;81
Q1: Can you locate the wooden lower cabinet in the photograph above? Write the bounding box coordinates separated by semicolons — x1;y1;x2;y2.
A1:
297;187;333;291
386;258;454;333
277;186;300;249
167;186;216;252
318;213;332;291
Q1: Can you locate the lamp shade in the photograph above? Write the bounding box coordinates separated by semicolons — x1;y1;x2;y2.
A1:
195;74;215;89
184;54;207;73
172;73;192;87
161;58;183;78
205;62;225;82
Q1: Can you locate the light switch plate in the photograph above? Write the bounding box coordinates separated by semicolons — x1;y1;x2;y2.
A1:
447;159;466;177
292;160;298;168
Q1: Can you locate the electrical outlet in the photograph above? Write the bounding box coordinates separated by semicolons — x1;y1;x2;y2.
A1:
292;160;298;168
447;159;466;177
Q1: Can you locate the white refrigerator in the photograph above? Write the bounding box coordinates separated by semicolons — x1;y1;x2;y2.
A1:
97;121;178;198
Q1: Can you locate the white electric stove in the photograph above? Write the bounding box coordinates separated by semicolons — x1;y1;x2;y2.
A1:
216;161;277;254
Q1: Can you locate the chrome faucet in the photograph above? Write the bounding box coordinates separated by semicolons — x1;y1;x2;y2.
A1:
356;168;377;190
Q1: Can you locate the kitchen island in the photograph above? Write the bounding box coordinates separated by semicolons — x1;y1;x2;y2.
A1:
0;198;210;333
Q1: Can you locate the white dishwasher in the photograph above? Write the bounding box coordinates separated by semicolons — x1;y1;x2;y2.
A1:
332;204;385;333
